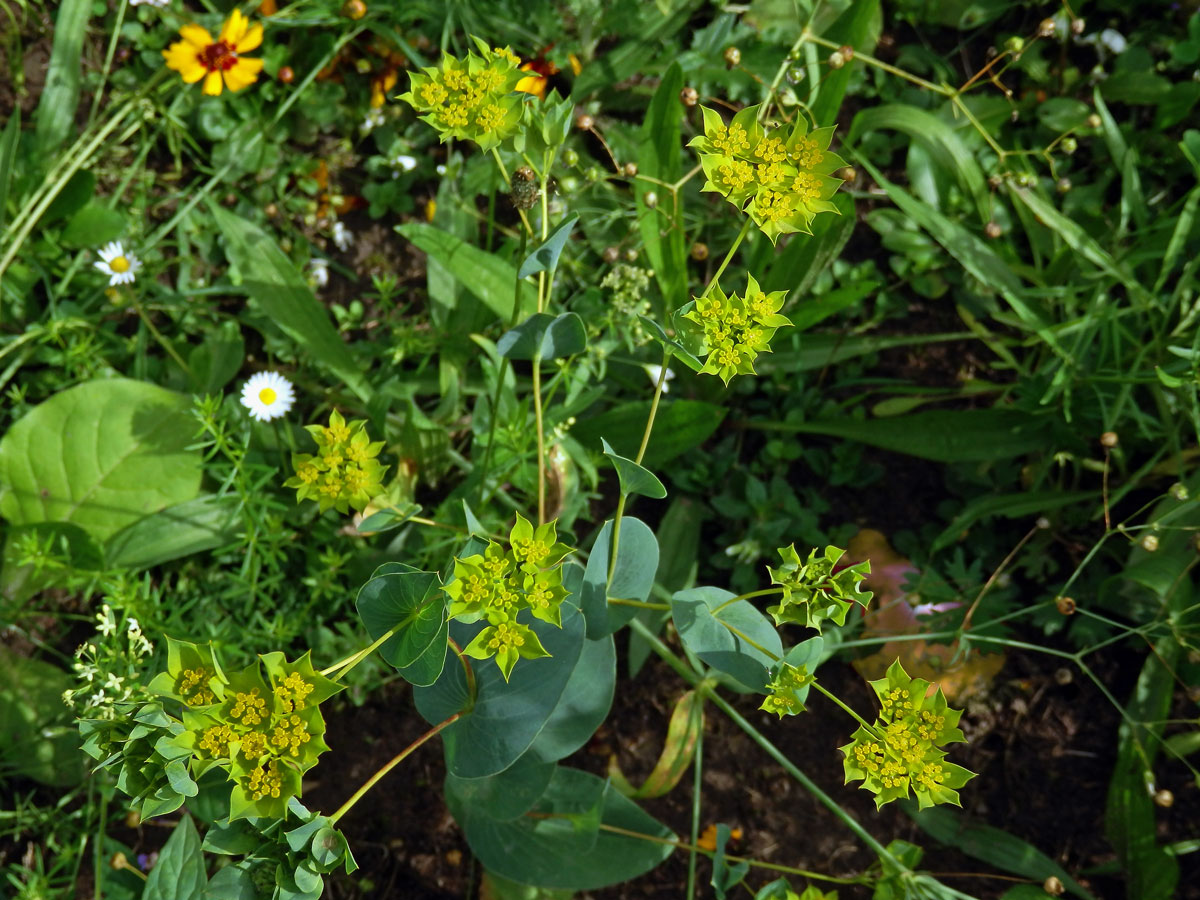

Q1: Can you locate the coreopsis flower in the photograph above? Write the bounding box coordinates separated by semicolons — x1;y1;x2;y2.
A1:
239;371;295;422
163;9;263;96
93;241;142;286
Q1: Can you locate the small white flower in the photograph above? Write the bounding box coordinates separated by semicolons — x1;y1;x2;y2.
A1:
435;163;447;176
130;0;169;6
96;605;117;637
309;257;330;288
390;152;418;173
126;617;141;636
331;221;353;252
643;364;676;393
361;109;385;133
93;241;142;286
240;371;296;422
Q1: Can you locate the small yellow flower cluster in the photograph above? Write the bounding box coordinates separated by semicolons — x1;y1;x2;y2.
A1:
759;661;814;718
681;274;791;385
840;660;975;810
247;759;285;801
285;409;388;514
445;513;574;680
690;104;847;242
399;41;527;151
178;666;217;706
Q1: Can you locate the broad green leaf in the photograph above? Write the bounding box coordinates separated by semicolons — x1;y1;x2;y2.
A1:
930;491;1096;553
397;222;526;321
41;169;94;224
906;804;1096;900
518;216;578;279
639;316;704;373
573;400;726;468
762;331;974;374
356;570;447;669
497;312;587;360
105;494;241;569
204;865;258;900
637;62;688;314
527;631;615;762
35;0;90;153
601;438;666;500
0;379;202;541
142;816;206;900
581;517;659;638
414;603;586;778
0;107;18;233
671;586;783;692
763;409;1055;463
848;104;988;222
608;689;703;799
0;647;83;786
811;0;882;125
855;157;1066;356
61;204;126;248
445;766;674;890
212;206;370;402
444;752;557;822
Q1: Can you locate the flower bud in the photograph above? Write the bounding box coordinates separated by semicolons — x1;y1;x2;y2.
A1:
828;50;846;69
1057;177;1072;194
576;113;595;131
510;166;539;211
1171;483;1189;501
110;853;132;872
1054;667;1073;685
690;242;709;261
1017;172;1034;187
278;66;294;83
1043;876;1065;897
723;46;741;67
1061;137;1077;155
1087;113;1102;129
1056;595;1076;615
624;162;638;177
1154;789;1174;808
342;0;366;19
1037;516;1051;529
624;248;638;262
1038;18;1057;38
643;190;658;208
1005;36;1026;55
680;86;699;107
1071;18;1085;35
1100;431;1119;448
562;148;579;167
835;166;857;183
1141;534;1159;552
602;246;619;263
985;221;1003;239
786;65;806;84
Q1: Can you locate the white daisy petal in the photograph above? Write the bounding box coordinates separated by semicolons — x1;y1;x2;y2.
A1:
239;371;296;422
93;241;142;287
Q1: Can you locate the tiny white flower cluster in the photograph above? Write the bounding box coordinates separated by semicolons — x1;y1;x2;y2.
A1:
63;604;154;718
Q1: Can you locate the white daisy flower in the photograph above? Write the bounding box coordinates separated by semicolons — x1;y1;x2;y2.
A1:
93;241;142;286
240;371;296;422
331;221;353;251
309;257;330;288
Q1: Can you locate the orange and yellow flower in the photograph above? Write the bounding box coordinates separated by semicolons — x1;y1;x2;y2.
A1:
163;9;264;96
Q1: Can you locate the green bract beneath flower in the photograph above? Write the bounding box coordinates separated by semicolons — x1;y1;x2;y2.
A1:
398;39;527;151
766;544;872;633
680;274;791;385
441;513;574;680
689;104;847;243
840;659;974;810
759;661;815;718
284;409;388;514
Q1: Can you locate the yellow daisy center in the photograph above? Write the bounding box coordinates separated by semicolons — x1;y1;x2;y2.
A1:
110;256;131;273
258;387;277;405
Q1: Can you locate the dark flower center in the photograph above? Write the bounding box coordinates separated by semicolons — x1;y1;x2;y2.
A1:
198;40;238;72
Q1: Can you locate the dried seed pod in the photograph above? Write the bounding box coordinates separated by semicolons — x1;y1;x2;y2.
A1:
1038;18;1057;37
838;45;855;61
690;242;709;261
680;86;699;107
1057;177;1072;194
985;221;1003;239
624;248;638;262
1155;789;1174;808
342;0;366;19
1071;18;1086;35
723;46;741;67
1037;516;1051;529
1043;876;1065;897
278;66;295;83
1141;534;1160;552
603;246;620;263
1056;596;1076;615
835;166;857;183
1087;113;1102;129
623;162;638;177
1054;667;1073;685
642;190;658;208
576;113;595;131
1100;431;1119;448
828;50;846;69
510;166;539;211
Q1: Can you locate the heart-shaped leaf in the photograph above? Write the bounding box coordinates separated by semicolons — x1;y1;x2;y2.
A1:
601;438;666;499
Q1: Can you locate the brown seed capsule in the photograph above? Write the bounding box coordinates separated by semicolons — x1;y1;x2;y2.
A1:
1043;876;1065;897
1057;177;1072;194
115;46;131;64
576;113;595;131
723;46;741;68
110;853;131;872
624;162;638;177
1056;596;1076;615
278;66;295;84
1071;17;1086;35
1054;667;1073;685
624;248;638;262
985;221;1003;239
835;166;857;183
690;242;709;261
1155;789;1174;808
838;45;855;61
1038;18;1057;38
343;0;366;19
1100;431;1119;448
603;246;620;263
264;203;279;218
510;166;539;211
680;86;699;107
1036;516;1051;529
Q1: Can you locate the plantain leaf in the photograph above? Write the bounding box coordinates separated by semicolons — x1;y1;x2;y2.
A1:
397;222;526;321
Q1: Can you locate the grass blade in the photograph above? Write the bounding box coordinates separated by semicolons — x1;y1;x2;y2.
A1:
34;0;91;154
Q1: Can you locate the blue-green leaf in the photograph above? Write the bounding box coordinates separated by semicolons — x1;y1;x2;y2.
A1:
497;312;587;360
671;586;782;692
601;438;666;499
356;571;447;669
519;216;578;279
143;816;206;900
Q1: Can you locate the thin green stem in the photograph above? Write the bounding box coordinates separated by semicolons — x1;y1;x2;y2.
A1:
319;624;400;681
811;680;879;736
533;357;546;524
608;597;671;610
133;300;192;376
629;618;903;869
448;638;477;714
802;32;947;95
330;713;460;824
686;722;703;900
702;218;754;299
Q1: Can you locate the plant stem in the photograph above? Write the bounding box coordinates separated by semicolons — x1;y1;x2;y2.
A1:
329;713;461;824
449;638;477;713
608;346;673;582
810;680;878;736
701;218;754;299
319;624;400;681
133;300;192;376
710;587;784;616
629;618;903;869
533;356;546;524
608;598;671;610
685;723;703;900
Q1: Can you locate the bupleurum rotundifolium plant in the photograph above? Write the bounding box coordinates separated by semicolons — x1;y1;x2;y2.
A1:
442;513;575;680
284;409;388;514
680;273;792;384
689;103;847;243
767;544;873;632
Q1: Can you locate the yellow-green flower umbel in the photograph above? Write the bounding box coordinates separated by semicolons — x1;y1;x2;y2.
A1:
284;410;388;514
689;104;846;243
681;274;792;385
398;39;526;151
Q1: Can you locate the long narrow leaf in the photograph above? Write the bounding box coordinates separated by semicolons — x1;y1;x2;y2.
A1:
35;0;91;154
